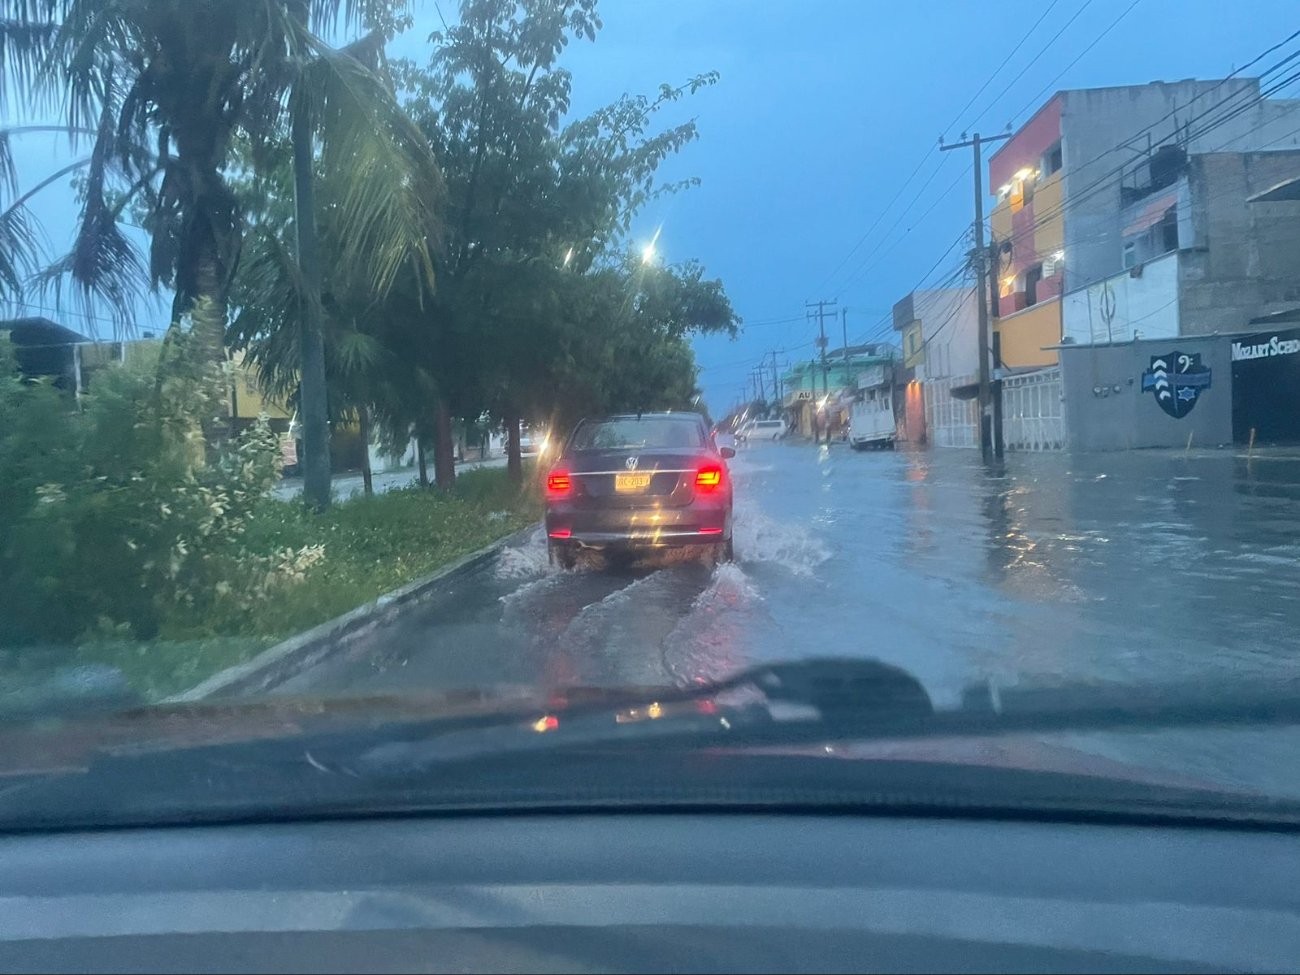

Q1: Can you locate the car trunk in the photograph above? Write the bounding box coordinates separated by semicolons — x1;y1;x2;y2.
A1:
568;449;702;508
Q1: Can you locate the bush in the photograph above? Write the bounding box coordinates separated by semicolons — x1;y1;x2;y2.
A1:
0;304;299;645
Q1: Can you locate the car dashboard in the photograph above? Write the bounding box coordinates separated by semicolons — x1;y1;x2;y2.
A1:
1;811;1298;972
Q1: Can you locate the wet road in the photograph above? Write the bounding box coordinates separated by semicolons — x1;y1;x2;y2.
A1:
279;442;1300;794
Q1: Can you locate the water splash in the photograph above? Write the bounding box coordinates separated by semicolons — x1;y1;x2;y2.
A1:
662;562;769;686
494;527;552;579
731;500;830;576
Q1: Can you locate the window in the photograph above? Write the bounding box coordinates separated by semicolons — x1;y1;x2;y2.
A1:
1159;208;1179;254
571;417;704;450
1123;242;1137;269
1043;141;1063;176
1024;263;1043;306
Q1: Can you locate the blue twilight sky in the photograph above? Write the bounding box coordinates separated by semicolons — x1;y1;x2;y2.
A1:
5;1;1297;416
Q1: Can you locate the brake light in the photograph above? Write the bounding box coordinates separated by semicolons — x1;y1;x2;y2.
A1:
695;463;724;492
546;470;571;496
548;529;572;539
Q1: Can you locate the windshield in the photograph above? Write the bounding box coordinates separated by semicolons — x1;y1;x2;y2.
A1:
2;0;1300;828
570;417;706;451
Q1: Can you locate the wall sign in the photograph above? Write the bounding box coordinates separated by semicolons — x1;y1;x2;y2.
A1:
1141;351;1212;419
1231;335;1300;361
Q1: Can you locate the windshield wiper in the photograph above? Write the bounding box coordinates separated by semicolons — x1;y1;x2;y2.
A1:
344;657;1300;778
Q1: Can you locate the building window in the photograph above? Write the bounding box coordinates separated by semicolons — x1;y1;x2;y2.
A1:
1123;242;1136;269
1025;263;1043;306
1043;141;1063;176
1159;208;1179;253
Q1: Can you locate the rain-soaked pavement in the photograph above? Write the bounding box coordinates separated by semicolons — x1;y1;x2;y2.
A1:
278;442;1300;796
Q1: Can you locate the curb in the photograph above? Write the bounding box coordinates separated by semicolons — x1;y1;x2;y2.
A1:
166;523;540;703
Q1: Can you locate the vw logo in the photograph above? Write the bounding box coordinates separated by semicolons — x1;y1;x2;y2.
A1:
625;456;639;470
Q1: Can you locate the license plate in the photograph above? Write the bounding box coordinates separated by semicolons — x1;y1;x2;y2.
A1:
614;472;653;492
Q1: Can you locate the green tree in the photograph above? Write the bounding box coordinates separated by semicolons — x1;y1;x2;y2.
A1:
396;0;719;485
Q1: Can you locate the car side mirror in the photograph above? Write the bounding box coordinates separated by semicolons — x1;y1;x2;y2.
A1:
720;446;736;459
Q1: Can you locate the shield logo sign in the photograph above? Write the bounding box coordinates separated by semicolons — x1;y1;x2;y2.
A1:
1141;351;1212;419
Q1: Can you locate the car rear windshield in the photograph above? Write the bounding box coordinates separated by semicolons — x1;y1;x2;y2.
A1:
571;417;705;450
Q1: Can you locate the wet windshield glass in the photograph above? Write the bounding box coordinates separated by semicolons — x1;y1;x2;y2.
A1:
2;0;1299;823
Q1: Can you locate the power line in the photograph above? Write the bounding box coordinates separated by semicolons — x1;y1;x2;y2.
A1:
832;161;971;300
813;153;938;294
1006;0;1152;124
816;0;1091;304
971;0;1101;131
939;0;1069;141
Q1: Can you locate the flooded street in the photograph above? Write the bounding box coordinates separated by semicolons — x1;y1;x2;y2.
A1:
283;443;1300;795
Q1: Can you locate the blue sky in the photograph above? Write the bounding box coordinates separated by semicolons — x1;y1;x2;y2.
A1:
5;0;1297;415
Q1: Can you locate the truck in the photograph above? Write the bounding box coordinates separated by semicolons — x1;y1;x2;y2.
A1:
848;387;895;450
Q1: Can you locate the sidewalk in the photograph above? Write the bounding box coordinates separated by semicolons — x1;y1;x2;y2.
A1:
273;455;509;502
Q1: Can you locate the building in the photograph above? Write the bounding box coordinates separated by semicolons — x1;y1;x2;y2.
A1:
989;78;1300;371
892;287;980;447
1061;149;1300;344
782;346;899;440
985;78;1300;450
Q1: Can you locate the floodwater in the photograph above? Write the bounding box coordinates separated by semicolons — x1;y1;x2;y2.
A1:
280;442;1300;796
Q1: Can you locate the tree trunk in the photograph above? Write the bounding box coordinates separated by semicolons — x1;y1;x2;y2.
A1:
416;436;429;488
505;410;523;484
434;396;456;490
292;90;331;513
358;403;374;497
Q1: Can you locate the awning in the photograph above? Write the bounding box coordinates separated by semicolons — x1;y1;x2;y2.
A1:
1123;192;1177;236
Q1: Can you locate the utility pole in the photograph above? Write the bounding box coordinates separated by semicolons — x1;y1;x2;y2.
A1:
841;308;850;366
941;130;1010;461
769;351;782;407
988;239;1006;458
807;299;837;444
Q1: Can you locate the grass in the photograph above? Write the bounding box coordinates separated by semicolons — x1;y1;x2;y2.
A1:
0;466;542;703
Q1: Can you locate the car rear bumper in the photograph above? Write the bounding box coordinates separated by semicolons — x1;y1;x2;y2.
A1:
545;502;731;548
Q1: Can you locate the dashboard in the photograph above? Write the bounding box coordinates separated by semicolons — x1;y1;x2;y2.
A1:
1;812;1298;972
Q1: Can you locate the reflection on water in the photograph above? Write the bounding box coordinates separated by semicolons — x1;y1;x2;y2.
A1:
724;444;1300;795
726;445;1300;710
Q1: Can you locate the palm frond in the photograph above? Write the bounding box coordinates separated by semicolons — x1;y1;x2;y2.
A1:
0;193;41;297
296;31;443;299
0;14;58;116
33;94;146;335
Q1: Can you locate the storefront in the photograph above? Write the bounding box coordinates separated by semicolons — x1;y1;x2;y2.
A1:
1230;326;1300;444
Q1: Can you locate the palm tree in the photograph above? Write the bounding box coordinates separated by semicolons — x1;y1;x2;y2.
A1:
0;0;440;509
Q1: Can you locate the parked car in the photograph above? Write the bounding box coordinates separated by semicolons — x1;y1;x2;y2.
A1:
518;429;551;457
740;418;785;442
544;412;735;569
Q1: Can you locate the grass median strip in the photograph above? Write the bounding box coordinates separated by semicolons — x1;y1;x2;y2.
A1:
0;466;541;703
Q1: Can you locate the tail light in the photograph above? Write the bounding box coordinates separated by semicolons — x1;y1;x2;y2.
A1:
546;470;571;497
695;463;724;493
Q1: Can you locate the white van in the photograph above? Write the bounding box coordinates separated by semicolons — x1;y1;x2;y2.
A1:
741;419;785;442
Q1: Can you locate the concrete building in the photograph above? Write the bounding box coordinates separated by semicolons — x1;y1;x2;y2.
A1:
988;78;1300;370
1061;149;1300;344
891;287;980;447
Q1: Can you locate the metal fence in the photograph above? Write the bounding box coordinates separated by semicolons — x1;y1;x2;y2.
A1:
1001;367;1065;451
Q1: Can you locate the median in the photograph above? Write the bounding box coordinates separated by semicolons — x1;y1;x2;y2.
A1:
0;466;541;704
